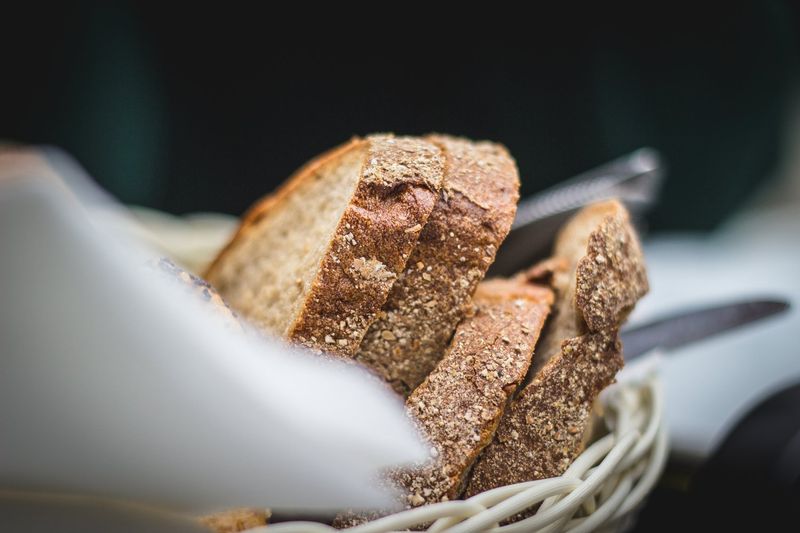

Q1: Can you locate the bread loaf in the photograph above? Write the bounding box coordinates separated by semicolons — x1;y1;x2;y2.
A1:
203;134;650;526
353;135;519;396
206;135;444;355
464;200;649;498
399;279;552;505
334;278;552;528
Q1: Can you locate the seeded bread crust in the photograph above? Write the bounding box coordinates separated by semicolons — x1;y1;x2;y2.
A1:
354;135;520;396
527;200;648;376
464;200;649;499
399;279;552;505
206;135;444;355
334;278;552;529
465;330;623;498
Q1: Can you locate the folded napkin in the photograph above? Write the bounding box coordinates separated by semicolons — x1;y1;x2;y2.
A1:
0;149;425;513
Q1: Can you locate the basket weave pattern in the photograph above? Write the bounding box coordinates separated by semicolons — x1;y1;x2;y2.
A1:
261;375;666;533
136;210;667;533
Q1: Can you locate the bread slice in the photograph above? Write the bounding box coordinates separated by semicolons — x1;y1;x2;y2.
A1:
205;135;444;355
399;279;553;505
333;278;552;528
524;200;649;376
353;135;520;396
464;200;649;498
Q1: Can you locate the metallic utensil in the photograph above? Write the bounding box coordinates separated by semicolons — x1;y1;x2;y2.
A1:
490;147;664;276
621;298;790;361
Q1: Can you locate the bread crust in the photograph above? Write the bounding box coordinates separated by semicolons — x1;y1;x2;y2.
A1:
464;200;648;501
353;135;519;395
333;279;552;528
206;135;444;356
532;200;648;370
574;204;649;331
464;330;623;496
398;279;552;506
205;139;365;278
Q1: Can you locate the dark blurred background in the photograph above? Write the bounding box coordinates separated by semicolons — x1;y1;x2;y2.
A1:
3;2;800;528
2;2;798;232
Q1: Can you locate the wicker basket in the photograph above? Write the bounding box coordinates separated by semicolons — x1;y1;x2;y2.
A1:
254;375;665;533
134;209;668;533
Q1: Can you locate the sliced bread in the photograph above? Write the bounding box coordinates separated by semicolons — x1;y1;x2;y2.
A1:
464;200;649;497
205;135;444;355
353;135;520;395
333;278;552;528
524;200;649;376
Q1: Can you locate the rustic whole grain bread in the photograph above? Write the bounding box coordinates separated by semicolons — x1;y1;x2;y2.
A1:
464;200;649;498
524;200;649;376
334;278;553;528
205;135;444;355
353;135;520;396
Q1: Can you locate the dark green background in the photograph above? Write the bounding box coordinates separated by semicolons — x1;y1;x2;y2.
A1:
2;2;798;231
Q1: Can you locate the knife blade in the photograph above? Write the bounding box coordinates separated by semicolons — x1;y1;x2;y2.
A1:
621;298;790;361
489;147;664;276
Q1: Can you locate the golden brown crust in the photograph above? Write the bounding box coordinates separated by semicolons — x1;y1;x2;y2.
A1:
463;200;648;504
531;200;648;375
397;279;551;506
198;508;270;532
206;134;444;356
353;135;519;396
204;138;365;279
290;135;444;354
575;207;649;331
334;280;552;529
464;330;623;496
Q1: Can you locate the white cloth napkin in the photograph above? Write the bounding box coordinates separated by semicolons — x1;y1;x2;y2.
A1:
0;151;426;513
629;205;799;459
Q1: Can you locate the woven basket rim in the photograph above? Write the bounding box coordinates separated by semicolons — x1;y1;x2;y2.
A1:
135;209;668;533
256;373;667;533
